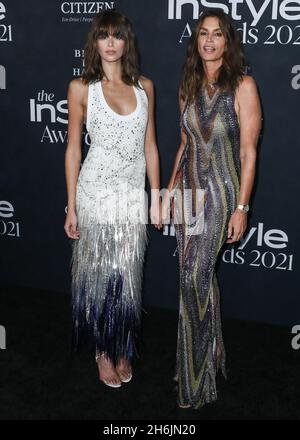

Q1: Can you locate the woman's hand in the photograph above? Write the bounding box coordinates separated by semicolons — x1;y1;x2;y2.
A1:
64;210;80;239
149;200;162;230
226;209;247;243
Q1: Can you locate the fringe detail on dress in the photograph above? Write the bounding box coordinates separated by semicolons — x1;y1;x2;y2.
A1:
70;203;148;365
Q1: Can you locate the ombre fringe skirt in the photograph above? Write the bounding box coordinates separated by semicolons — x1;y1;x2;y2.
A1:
70;200;148;365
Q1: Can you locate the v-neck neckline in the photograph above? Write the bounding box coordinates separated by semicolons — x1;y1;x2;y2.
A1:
204;84;220;102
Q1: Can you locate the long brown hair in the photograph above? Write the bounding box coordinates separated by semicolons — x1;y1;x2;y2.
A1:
181;9;247;101
81;10;140;86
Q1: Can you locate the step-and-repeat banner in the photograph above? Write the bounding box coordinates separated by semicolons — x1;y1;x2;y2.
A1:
1;0;299;326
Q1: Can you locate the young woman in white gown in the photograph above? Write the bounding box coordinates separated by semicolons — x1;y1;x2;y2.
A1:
64;10;161;388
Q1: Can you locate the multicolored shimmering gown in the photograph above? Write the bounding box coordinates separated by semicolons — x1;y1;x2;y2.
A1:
70;80;148;365
173;83;241;408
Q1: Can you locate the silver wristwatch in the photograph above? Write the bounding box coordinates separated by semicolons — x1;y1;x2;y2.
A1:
237;204;249;213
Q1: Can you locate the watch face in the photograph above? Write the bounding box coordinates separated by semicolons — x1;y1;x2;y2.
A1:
238;204;249;212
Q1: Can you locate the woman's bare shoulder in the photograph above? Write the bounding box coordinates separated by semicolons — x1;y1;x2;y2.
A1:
237;75;258;93
68;77;88;100
139;75;154;94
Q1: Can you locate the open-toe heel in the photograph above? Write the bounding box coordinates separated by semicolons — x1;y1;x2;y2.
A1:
116;358;133;383
119;371;133;383
96;353;122;388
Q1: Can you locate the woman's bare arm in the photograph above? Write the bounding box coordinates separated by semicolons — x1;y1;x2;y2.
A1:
140;76;161;228
64;78;86;238
236;75;262;207
227;75;262;243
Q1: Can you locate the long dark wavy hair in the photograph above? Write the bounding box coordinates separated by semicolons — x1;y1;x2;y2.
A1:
181;9;247;101
81;10;140;86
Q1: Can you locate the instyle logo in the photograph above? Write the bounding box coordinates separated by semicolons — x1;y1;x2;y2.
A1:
167;0;300;44
0;64;6;89
0;200;20;238
29;89;90;145
168;0;300;25
29;90;68;144
0;1;13;42
167;219;294;270
222;222;294;271
30;90;68;125
291;65;300;89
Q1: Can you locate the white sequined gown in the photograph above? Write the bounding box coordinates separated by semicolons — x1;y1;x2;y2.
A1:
70;79;149;364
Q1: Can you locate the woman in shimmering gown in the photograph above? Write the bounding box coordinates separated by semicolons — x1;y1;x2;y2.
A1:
164;10;261;409
64;11;160;389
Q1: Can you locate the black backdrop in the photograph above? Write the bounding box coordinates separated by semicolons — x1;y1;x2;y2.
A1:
1;0;299;326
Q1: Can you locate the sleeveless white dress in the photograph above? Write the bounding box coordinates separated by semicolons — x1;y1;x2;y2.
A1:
70;79;149;364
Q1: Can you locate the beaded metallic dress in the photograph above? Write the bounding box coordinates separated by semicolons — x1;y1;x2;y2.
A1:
70;80;148;365
173;83;241;408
